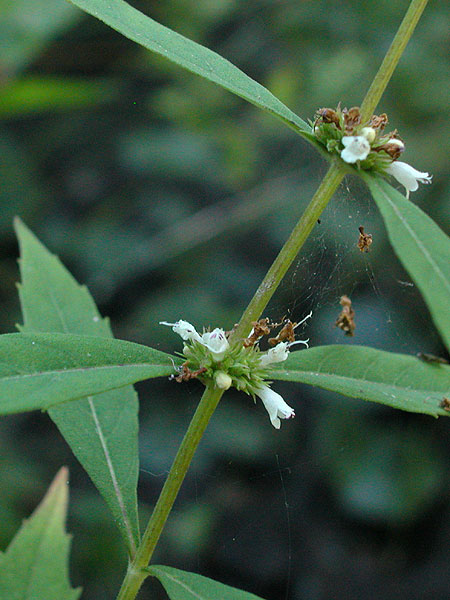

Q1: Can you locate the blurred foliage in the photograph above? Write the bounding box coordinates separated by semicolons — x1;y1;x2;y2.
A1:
0;1;448;599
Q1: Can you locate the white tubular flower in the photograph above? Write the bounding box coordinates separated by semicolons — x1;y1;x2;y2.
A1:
259;342;290;367
201;328;229;361
385;161;432;197
341;135;371;163
160;320;202;342
256;385;295;429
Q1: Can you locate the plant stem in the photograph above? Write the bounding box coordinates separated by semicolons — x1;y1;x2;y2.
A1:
229;161;346;342
116;384;223;600
359;0;429;123
116;2;429;598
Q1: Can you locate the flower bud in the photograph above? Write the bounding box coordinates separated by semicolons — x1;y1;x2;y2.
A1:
361;127;376;143
214;371;232;390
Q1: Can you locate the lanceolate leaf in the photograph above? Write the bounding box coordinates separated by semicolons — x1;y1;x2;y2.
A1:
270;345;450;417
0;468;81;600
364;175;450;351
0;332;179;415
15;219;144;553
149;565;265;600
68;0;310;137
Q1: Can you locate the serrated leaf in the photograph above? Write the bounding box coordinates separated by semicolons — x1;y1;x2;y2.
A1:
363;175;450;351
0;332;179;415
15;218;143;553
67;0;310;137
270;345;450;417
0;467;81;600
149;565;265;600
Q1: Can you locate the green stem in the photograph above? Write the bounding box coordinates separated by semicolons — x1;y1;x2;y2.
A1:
116;384;223;600
116;2;429;598
359;0;428;123
229;161;346;342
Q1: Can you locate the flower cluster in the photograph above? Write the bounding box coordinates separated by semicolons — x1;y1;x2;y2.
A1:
161;315;311;429
312;105;431;197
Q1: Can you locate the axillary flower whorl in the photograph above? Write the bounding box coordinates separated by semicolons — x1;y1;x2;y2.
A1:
160;314;311;429
312;105;431;197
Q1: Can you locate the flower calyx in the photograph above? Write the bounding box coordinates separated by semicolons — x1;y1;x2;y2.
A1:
312;105;431;196
161;313;312;428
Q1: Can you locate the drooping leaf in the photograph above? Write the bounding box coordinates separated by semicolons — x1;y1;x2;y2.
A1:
67;0;310;137
270;345;450;417
364;174;450;351
15;219;144;553
0;467;81;600
149;565;265;600
0;332;179;415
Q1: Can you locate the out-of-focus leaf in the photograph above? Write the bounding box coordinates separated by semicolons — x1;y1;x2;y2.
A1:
0;0;80;76
149;565;265;600
15;218;141;554
0;136;43;235
364;174;450;351
0;467;81;600
0;332;179;415
0;77;118;117
67;0;310;136
270;345;450;417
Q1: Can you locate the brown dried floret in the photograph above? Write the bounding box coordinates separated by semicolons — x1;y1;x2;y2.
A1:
335;295;355;336
174;363;207;382
370;113;388;130
357;226;373;253
315;107;340;127
268;320;297;347
243;318;272;348
343;107;361;133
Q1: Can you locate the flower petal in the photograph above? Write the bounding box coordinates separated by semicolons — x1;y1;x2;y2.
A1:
160;320;201;342
256;385;295;429
341;136;371;163
385;161;432;194
201;328;229;361
259;342;290;367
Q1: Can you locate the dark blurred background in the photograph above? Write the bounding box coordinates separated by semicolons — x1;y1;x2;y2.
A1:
0;1;449;598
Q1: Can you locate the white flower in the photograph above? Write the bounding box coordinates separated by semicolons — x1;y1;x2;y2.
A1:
160;320;201;343
201;328;229;361
385;160;432;197
256;385;295;429
341;135;371;163
160;320;229;362
259;342;290;367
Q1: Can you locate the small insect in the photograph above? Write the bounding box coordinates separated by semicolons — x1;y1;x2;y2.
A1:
439;397;450;412
335;295;355;336
417;352;449;365
357;226;373;253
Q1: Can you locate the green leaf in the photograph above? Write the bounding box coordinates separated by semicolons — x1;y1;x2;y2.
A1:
270;345;450;417
149;565;265;600
0;332;179;415
363;175;450;351
15;219;144;553
0;467;81;600
67;0;310;136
